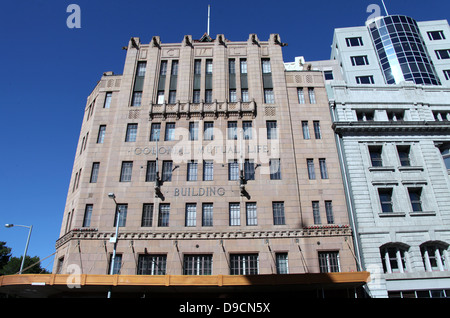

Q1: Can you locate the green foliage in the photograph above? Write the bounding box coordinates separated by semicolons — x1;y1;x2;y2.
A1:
0;242;50;275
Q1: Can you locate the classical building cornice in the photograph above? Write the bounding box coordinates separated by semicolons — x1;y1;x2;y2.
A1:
332;121;450;135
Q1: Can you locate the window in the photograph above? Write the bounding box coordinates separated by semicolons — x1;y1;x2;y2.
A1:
120;161;133;182
434;111;449;121
162;161;173;182
351;55;369;66
408;188;423;212
312;201;321;224
228;160;239;181
193;90;201;103
104;92;112;108
307;159;315;180
168;90;176;104
160;60;167;76
357;110;374;121
202;203;213;226
194;59;201;75
204;122;214;140
381;244;408;273
313;121;322;139
397;145;411;166
325;201;334;224
131;91;142;106
229;89;237;102
444;70;450;81
150;123;161;141
428;30;446;40
187;161;198;181
229;59;236;74
165;122;175;141
97;125;106;144
157;91;164;104
183;255;212;275
141;204;153;227
269;159;281;180
230;254;258;275
262;59;271;73
319;158;328;179
90;162;100;183
302;121;310;139
272;202;285;225
185;203;197;227
241;89;249;102
324;70;334;80
356;75;374;84
421;242;449;272
378;188;393;213
137;61;147;76
109;254;122;275
246;202;257;226
240;59;247;74
243;121;252;140
125;123;138;142
146;161;156;182
137;255;166;275
158;204;170;227
114;204;127;227
229;203;240;226
369;146;383;167
266;121;277;139
318;251;340;273
83;204;93;227
205;89;213;103
244;159;255;180
297;88;305;104
227;121;237;140
435;49;450;60
203;160;214;181
206;59;213;74
264;89;274;104
308;88;316;104
387;110;404;121
440;146;450;170
346;37;363;47
188;122;198;141
276;253;289;274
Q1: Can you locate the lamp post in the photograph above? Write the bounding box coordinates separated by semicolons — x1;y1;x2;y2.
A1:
5;224;33;274
107;193;120;298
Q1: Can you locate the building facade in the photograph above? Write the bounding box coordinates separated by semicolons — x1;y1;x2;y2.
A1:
53;34;362;297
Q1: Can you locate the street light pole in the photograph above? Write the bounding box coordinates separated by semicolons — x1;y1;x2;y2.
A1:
5;224;33;274
107;193;120;298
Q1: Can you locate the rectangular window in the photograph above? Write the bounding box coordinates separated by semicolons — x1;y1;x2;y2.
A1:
228;160;239;181
150;123;161;141
83;204;93;227
378;188;393;213
229;59;236;74
230;254;258;275
346;37;363;47
397;145;411;166
120;161;133;182
270;159;281;180
204;122;214;140
319;158;328;179
202;203;213;226
131;91;142;106
357;110;374;121
369;146;383;167
302;121;310;139
307;159;315;180
264;89;275;104
109;254;122;275
97;125;106;144
312;201;321;224
193;90;201;103
104;92;112;108
227;121;238;140
185;203;197;227
273;201;285;225
189;122;198;141
243;121;252;140
246;202;257;226
308;88;316;104
125;123;138;142
325;201;334;224
428;30;446;40
324;70;334;80
266;121;277;139
141;204;153;227
313;121;322;139
276;253;289;274
168;90;176;104
351;55;369;66
229;89;237;102
194;59;201;75
183;255;212;275
114;204;127;227
240;59;247;74
203;160;214;181
205;89;213;103
206;59;213;74
157;91;164;104
318;252;340;273
408;188;423;212
187;160;198;181
137;61;147;76
159;60;167;76
90;162;100;183
229;203;240;226
158;204;170;227
165;122;175;141
241;89;249;102
262;59;271;73
387;110;404;121
297;88;305;104
444;70;450;81
137;255;166;275
162;161;173;182
146;161;156;182
356;75;375;84
244;159;255;180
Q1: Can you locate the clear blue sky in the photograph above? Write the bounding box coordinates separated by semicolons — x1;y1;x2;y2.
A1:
1;0;449;273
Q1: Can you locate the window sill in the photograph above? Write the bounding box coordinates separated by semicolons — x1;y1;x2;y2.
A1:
398;166;424;172
378;212;406;217
369;166;395;172
410;211;436;216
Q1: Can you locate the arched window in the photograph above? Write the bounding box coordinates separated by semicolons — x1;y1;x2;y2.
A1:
420;241;449;272
380;243;410;273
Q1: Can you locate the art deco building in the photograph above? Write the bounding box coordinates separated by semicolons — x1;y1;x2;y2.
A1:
48;33;367;297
